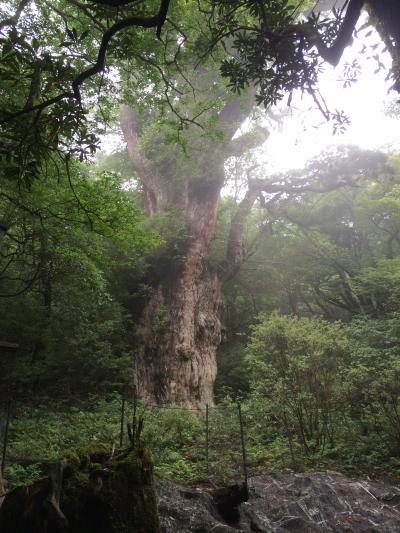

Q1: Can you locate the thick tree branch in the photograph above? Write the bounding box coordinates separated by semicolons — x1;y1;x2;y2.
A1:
301;0;364;66
219;180;260;281
252;174;358;196
86;0;144;5
72;0;170;97
218;86;256;139
120;105;158;214
220;169;359;283
0;0;171;124
224;126;269;157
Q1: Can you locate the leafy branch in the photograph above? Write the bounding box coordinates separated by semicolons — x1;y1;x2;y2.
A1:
0;0;171;124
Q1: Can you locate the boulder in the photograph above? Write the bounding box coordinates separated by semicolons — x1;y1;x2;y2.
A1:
240;472;400;532
157;480;237;533
157;472;400;533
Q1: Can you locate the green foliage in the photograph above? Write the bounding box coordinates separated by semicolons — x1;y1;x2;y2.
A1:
217;0;325;105
2;397;255;487
215;341;250;399
0;158;159;401
212;148;400;479
355;258;400;313
0;0;189;187
141;407;205;480
3;396;121;488
246;313;349;456
344;314;400;454
2;0;400;493
216;312;400;479
3;463;43;489
219;147;398;331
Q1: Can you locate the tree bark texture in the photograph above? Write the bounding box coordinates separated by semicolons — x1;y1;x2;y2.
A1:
120;97;255;406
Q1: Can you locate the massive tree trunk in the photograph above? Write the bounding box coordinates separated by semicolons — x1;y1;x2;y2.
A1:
120;97;258;406
135;245;222;406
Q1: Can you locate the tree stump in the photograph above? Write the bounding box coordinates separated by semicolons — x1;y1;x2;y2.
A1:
0;444;159;533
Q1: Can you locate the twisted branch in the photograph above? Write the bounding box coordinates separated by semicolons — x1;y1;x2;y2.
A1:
0;0;171;124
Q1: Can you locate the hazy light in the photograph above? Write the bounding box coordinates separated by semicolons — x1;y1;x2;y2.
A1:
258;25;400;174
100;21;400;181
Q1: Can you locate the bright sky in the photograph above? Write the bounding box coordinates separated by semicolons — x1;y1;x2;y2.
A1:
258;24;400;174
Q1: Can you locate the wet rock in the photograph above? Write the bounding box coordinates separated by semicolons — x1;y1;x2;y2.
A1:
240;472;400;532
157;472;400;533
157;480;237;532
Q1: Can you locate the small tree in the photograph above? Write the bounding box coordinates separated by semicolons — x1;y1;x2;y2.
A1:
246;313;349;456
345;314;400;456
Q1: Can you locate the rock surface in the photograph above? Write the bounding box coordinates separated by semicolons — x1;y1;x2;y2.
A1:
157;472;400;532
157;479;237;532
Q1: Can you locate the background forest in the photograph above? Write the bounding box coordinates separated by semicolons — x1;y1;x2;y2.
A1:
1;0;400;492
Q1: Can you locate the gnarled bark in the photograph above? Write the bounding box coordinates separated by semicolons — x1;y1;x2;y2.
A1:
136;263;222;406
120;96;256;406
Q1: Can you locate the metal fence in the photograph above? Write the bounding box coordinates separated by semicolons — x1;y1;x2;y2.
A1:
119;399;248;487
1;397;249;488
0;401;11;476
